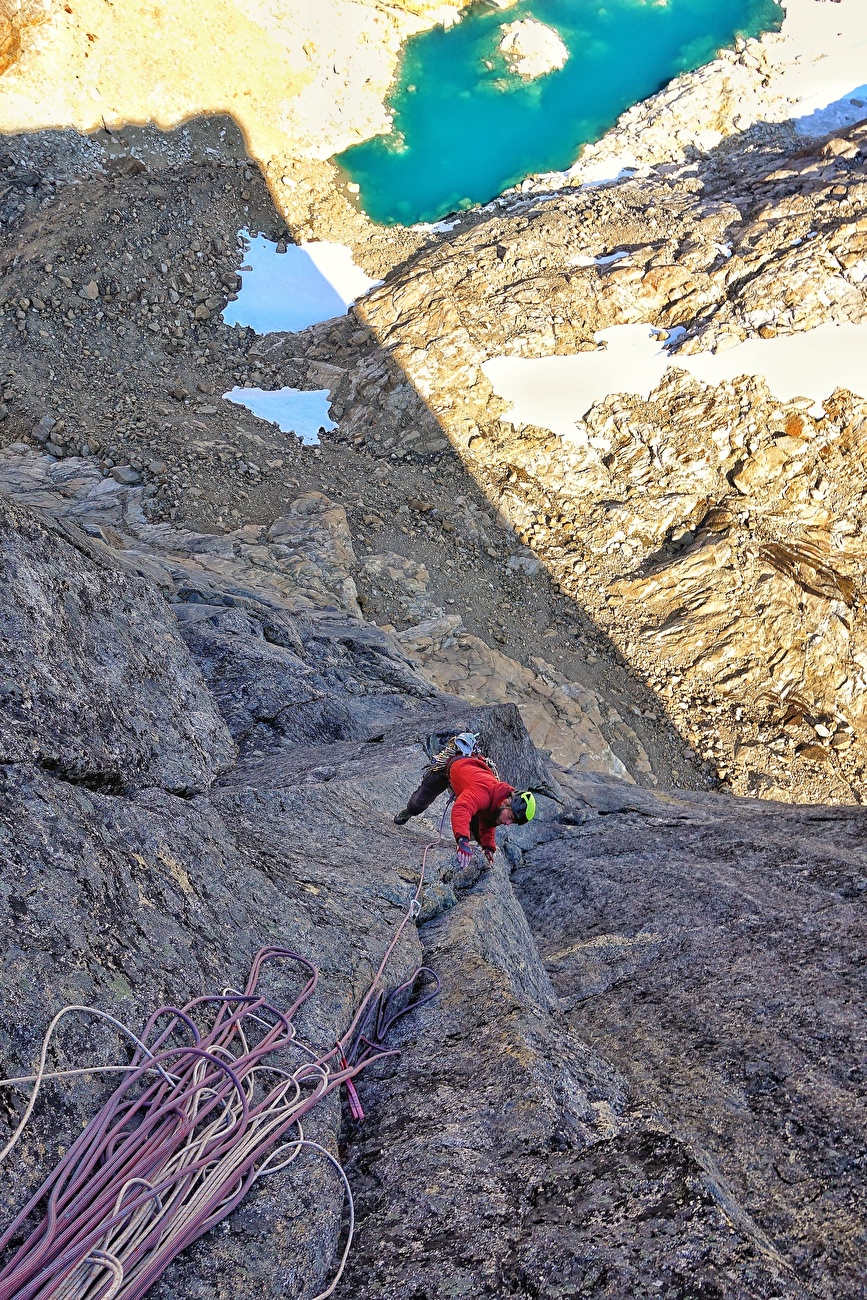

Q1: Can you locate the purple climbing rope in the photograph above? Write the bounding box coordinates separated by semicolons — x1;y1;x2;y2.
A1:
0;922;438;1300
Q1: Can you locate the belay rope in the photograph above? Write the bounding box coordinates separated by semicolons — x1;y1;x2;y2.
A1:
0;828;446;1300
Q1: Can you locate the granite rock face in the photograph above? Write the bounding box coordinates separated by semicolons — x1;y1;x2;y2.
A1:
355;545;645;779
0;481;607;1300
0;444;644;781
338;848;808;1300
1;485;851;1299
511;775;867;1300
0;486;446;1298
0;449;863;1300
0;497;235;793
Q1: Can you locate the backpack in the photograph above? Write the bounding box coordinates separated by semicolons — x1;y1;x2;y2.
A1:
423;731;500;781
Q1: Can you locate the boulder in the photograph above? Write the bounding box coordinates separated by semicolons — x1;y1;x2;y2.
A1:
396;615;638;777
498;18;568;80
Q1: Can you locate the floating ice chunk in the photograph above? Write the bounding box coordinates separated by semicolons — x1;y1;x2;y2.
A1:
484;321;867;434
223;387;336;445
223;231;381;335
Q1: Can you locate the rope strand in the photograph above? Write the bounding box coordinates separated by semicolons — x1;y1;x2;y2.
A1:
0;825;443;1300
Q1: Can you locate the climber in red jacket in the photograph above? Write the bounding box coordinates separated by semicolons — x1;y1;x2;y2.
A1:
394;752;537;869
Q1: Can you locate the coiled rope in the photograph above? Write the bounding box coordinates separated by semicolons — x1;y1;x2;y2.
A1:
0;827;445;1300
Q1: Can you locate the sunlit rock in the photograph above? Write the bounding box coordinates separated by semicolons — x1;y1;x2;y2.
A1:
498;18;568;80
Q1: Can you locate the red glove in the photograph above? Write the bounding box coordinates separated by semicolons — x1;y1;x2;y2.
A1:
455;836;473;868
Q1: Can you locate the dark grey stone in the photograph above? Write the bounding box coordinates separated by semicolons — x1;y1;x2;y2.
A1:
0;494;860;1300
0;499;234;792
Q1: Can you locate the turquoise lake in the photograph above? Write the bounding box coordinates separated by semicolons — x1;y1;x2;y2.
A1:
336;0;783;226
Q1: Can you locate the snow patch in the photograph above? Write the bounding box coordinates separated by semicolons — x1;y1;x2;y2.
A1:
568;249;632;268
794;85;867;137
483;321;867;434
412;218;460;233
774;0;867;134
222;387;336;445
223;231;381;335
572;151;641;188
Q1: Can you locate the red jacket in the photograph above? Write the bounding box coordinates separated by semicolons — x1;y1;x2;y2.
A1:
449;757;514;852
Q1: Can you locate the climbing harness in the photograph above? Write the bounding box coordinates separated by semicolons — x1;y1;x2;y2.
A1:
0;836;443;1300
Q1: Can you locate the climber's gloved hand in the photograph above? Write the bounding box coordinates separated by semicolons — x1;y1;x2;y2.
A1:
483;848;495;867
455;836;473;868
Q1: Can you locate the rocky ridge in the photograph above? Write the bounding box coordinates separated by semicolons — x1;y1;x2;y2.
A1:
0;442;641;779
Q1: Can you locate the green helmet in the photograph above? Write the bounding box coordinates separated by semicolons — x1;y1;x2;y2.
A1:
510;790;537;825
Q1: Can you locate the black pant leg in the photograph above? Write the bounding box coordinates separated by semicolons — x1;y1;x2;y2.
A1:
405;766;451;816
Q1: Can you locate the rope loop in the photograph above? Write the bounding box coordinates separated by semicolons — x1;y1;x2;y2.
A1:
0;814;447;1300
